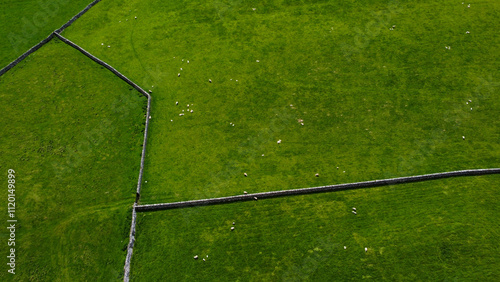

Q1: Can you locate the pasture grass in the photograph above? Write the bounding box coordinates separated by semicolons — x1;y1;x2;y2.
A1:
62;0;500;203
0;38;146;281
0;0;93;67
131;175;500;281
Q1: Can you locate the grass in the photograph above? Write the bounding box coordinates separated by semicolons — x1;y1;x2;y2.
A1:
0;38;147;281
131;175;500;281
0;0;93;67
1;0;498;280
62;0;500;204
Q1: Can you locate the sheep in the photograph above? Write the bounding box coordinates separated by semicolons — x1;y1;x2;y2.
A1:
352;211;357;215
194;255;198;260
231;227;235;231
352;207;356;211
190;110;193;113
233;222;235;225
462;136;465;140
178;73;181;77
277;139;282;144
365;248;368;252
149;116;152;119
254;197;258;200
244;173;248;177
344;246;347;249
176;101;179;105
244;191;248;194
315;173;319;177
149;90;152;93
209;79;212;83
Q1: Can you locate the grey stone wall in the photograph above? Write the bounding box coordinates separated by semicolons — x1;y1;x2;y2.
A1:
136;168;500;212
55;0;103;34
124;205;137;281
0;33;54;77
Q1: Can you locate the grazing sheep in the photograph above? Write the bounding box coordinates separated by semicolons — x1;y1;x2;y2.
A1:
231;227;235;231
194;255;198;260
178;73;181;77
190;110;193;113
176;101;179;105
352;207;356;211
277;139;282;144
209;79;212;83
254;197;258;200
244;173;248;177
233;222;235;225
462;136;465;140
352;211;357;215
344;246;347;249
365;248;368;252
149;90;152;93
244;191;248;194
203;258;206;262
315;173;319;177
149;116;152;119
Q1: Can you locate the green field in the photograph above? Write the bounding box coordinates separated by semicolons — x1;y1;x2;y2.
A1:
0;0;92;66
61;0;500;204
0;0;498;280
131;175;500;281
0;39;146;280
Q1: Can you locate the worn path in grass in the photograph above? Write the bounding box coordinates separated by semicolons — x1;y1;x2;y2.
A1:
0;38;147;281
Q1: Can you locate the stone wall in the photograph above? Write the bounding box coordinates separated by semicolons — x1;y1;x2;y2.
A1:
0;33;54;77
55;0;103;33
124;205;137;281
136;168;500;212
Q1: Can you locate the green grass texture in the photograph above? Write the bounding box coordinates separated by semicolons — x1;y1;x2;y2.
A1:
62;0;499;203
131;175;500;281
0;0;93;66
0;38;147;281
